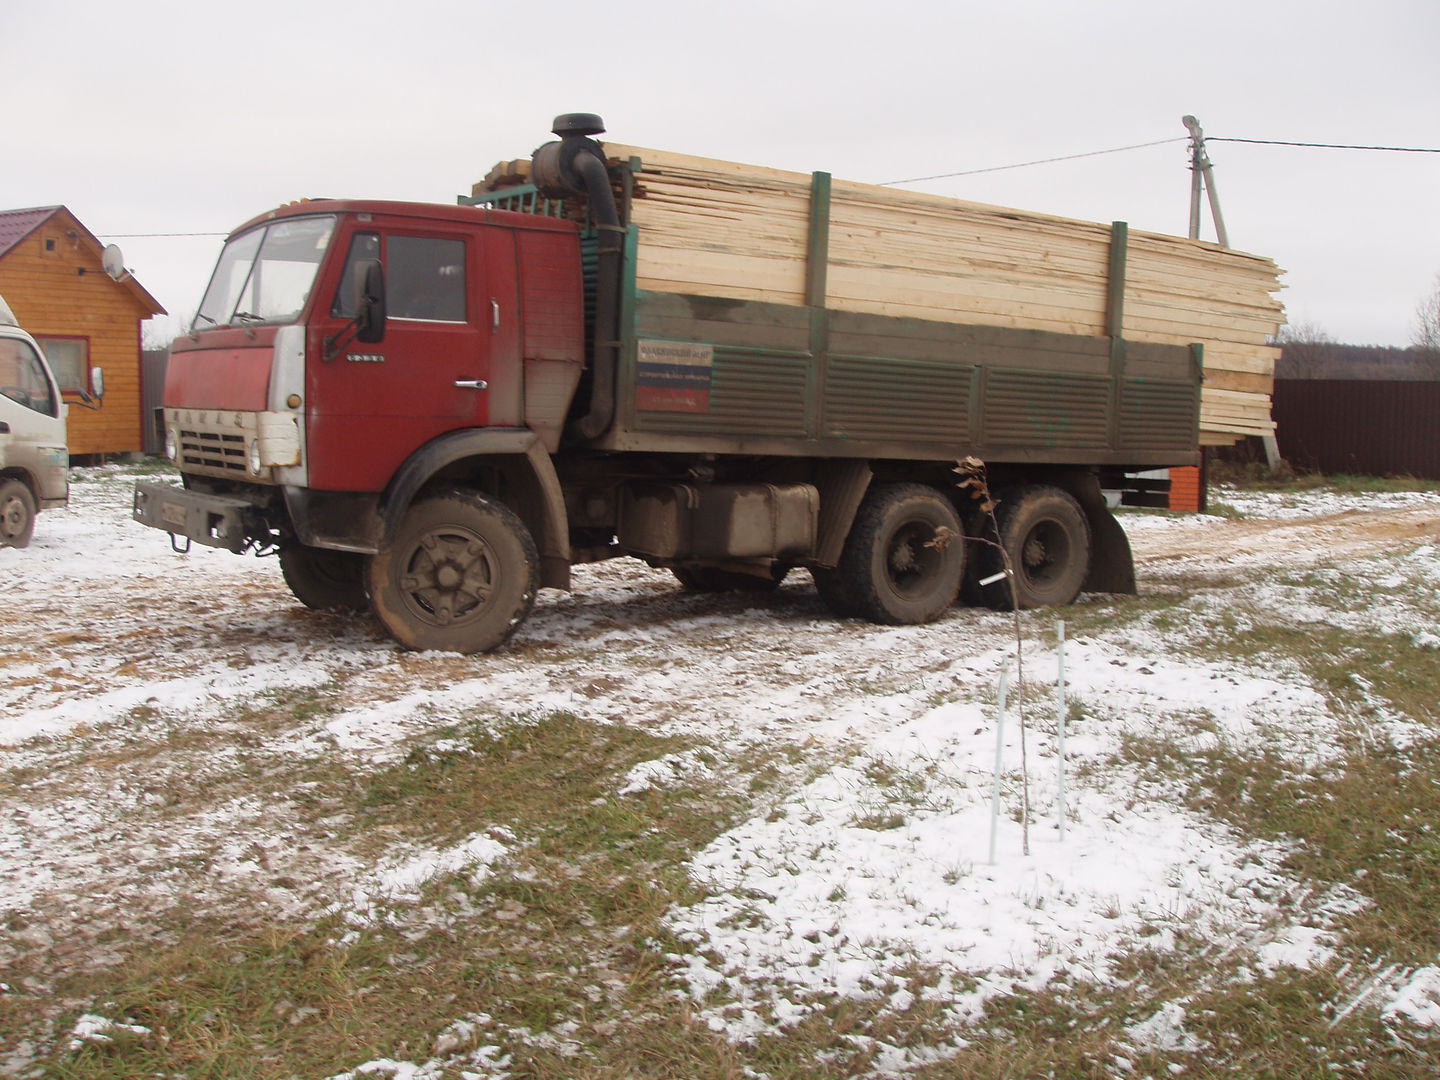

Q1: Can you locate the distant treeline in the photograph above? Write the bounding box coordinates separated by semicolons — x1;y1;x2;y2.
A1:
1278;342;1440;380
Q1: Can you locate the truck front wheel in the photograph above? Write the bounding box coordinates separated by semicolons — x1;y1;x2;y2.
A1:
826;483;965;625
975;485;1091;610
280;545;368;613
0;480;36;548
367;490;538;654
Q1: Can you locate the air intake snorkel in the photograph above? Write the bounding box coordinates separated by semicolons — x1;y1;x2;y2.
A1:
531;113;623;442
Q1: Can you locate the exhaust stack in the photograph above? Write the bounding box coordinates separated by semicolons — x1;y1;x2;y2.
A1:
532;114;623;442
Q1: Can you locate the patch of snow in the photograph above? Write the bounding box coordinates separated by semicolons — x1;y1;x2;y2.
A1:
1124;1000;1204;1054
619;749;716;795
331;833;510;929
1384;967;1440;1029
67;1013;152;1051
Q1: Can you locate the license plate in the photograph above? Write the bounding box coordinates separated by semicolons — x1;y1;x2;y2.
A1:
161;501;188;528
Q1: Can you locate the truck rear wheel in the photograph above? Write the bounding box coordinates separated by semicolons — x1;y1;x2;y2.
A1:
975;485;1091;610
827;483;965;625
279;545;368;613
0;480;36;548
367;489;538;654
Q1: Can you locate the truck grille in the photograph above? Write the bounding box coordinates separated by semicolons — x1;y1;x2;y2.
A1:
168;409;275;483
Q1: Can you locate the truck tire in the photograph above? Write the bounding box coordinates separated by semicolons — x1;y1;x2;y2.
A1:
0;480;37;549
367;489;538;654
279;545;368;613
974;485;1091;610
811;565;862;617
828;483;965;625
671;565;787;593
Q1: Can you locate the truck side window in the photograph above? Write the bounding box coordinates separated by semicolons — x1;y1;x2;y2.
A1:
387;236;467;323
331;232;381;319
0;339;57;417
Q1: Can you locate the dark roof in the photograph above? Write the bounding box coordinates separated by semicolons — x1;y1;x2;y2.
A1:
0;206;62;260
0;204;165;316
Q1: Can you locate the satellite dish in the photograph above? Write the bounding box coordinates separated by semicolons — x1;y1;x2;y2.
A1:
101;244;129;282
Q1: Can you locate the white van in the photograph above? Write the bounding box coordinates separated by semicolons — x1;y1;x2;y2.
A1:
0;295;69;547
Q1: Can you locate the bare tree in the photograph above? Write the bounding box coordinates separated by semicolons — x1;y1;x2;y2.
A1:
1274;320;1336;378
1413;274;1440;355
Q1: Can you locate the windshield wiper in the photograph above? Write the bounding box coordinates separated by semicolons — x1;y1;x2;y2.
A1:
232;311;264;339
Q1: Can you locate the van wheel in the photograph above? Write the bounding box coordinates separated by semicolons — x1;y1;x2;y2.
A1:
0;480;37;548
830;483;965;625
279;545;368;612
367;489;537;654
975;485;1091;610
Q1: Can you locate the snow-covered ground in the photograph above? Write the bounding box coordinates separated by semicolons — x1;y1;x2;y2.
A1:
3;468;1439;1074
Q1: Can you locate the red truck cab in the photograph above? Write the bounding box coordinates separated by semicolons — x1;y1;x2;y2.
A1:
165;201;584;490
138;199;588;647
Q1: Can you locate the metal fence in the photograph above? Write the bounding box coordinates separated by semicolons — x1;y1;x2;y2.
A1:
1274;379;1440;479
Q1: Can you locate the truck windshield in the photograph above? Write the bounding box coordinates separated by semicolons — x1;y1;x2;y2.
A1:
194;215;336;330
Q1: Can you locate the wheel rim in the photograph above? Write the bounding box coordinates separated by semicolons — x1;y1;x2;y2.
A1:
395;525;499;627
1017;519;1072;592
1;495;25;540
885;520;947;598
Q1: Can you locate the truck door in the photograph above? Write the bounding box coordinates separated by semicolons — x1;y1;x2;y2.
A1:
306;224;520;492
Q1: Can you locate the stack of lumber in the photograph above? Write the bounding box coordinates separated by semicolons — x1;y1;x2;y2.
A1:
599;144;1285;446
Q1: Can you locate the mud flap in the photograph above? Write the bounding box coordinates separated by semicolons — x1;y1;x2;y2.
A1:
1072;477;1137;595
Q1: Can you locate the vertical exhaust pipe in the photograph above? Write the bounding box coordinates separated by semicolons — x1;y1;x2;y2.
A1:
531;114;623;442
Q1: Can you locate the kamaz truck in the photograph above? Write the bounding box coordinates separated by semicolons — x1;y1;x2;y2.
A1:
133;114;1228;653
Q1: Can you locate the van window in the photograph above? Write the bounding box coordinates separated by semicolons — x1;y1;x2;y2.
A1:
0;338;57;417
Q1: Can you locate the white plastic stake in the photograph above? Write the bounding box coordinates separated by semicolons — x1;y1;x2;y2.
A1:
1056;619;1067;842
989;664;1009;865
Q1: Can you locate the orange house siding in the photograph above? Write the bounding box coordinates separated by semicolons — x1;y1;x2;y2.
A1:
0;208;163;457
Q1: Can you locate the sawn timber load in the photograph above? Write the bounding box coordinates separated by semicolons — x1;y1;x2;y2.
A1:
479;142;1284;446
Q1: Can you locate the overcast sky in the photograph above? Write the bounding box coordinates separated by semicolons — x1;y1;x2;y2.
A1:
8;0;1437;346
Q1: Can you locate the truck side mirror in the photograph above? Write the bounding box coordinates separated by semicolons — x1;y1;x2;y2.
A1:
354;259;387;344
90;366;105;399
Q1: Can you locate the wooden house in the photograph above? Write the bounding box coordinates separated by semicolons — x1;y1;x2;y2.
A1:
0;206;165;457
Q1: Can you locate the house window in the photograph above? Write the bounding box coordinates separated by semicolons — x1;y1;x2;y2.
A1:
36;337;90;393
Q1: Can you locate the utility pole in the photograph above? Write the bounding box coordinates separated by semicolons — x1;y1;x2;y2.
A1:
1183;115;1230;248
1183;115;1281;468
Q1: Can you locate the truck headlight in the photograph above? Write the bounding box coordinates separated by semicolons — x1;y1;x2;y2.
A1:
164;427;178;461
248;439;263;474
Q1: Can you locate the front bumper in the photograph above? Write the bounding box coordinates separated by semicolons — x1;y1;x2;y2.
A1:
132;481;269;554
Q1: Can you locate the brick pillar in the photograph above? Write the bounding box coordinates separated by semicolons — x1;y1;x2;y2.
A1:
1167;465;1204;512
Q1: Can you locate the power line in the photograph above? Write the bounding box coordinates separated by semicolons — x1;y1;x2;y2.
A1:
97;231;227;238
1209;137;1440;153
880;137;1189;186
879;132;1439;189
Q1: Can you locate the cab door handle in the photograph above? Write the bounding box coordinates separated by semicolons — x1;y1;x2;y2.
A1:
454;379;489;391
